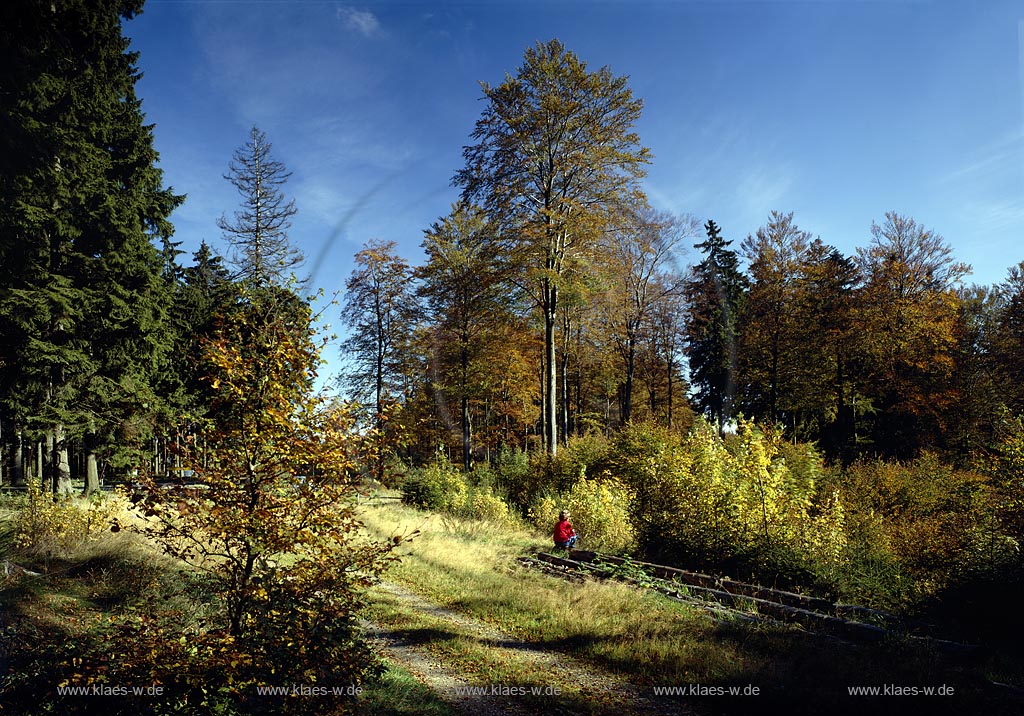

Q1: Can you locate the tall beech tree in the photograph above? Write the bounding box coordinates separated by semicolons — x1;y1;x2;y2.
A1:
456;38;651;456
951;284;1006;456
795;240;861;458
855;212;969;456
993;262;1024;416
418;205;506;470
683;220;747;434
0;0;182;493
647;280;690;429
341;239;416;479
597;209;694;425
738;211;812;426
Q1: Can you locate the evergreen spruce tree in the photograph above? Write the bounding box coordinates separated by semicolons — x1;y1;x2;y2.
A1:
0;0;183;493
683;220;747;433
160;242;238;422
218;126;303;287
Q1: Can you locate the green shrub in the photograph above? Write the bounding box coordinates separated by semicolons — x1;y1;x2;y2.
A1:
403;454;517;528
401;457;467;513
837;454;1019;610
493;447;536;511
610;419;740;569
497;435;613;513
463;485;515;526
604;419;848;592
550;433;612;484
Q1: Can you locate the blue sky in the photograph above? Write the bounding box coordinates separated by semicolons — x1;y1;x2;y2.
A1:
127;0;1024;377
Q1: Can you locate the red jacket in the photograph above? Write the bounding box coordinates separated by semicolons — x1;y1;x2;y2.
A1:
553;519;576;544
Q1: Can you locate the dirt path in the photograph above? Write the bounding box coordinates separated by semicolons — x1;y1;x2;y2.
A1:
360;617;529;716
363;581;694;716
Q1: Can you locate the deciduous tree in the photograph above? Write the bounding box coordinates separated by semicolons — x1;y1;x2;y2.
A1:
597;209;694;425
794;240;862;459
738;211;811;425
455;38;651;455
993;261;1024;415
418;204;508;470
134;289;393;712
855;212;969;456
341;239;417;480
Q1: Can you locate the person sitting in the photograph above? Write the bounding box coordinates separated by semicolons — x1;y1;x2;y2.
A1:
553;510;578;551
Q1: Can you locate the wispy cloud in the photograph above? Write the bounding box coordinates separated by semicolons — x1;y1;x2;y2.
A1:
941;129;1024;238
735;165;795;218
941;129;1024;185
961;197;1024;234
337;6;381;37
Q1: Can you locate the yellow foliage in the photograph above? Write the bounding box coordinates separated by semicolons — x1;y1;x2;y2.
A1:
530;475;635;553
14;482;126;554
467;487;513;525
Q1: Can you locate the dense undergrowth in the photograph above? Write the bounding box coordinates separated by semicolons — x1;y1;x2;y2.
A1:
0;489;432;716
401;418;1024;623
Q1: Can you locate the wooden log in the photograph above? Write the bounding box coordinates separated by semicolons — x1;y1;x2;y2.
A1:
569;549;901;625
545;552;888;643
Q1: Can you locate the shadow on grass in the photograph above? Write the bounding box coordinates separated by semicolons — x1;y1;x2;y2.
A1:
1;575;109;715
0;543;217;716
375;625;462;648
411;585;1024;716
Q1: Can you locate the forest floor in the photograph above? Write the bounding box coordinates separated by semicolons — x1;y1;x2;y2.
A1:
362;579;688;716
3;493;1024;716
357;497;1024;716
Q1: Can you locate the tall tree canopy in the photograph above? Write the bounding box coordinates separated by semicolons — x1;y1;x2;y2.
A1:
417;204;507;470
596;209;694;425
0;0;183;493
854;212;970;455
738;211;812;425
455;38;651;456
340;239;417;479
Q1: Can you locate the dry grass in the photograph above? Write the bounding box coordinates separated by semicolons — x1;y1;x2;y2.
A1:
360;497;1024;716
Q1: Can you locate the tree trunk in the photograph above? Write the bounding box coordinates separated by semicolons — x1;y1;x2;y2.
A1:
538;337;546;453
461;334;471;472
574;361;582;438
559;349;569;444
375;312;385;483
770;325;780;423
84;451;100;497
43;432;53;489
559;308;572;442
52;425;73;496
544;279;558;457
667;357;675;429
622;334;636;424
461;392;471;472
12;430;25;486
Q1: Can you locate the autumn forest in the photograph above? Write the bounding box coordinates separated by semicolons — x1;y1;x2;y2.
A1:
3;1;1024;714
